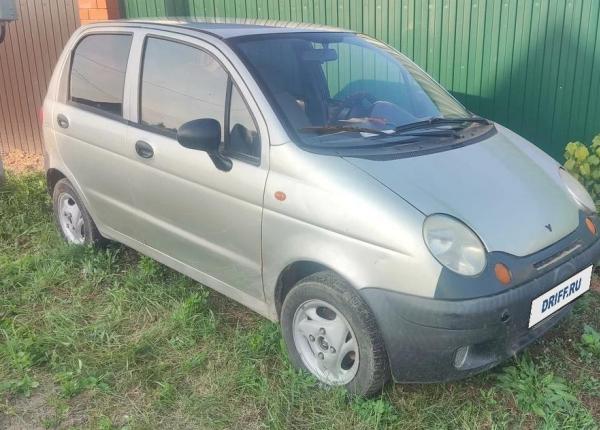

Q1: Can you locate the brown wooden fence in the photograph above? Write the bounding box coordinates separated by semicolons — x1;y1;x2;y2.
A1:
0;0;80;154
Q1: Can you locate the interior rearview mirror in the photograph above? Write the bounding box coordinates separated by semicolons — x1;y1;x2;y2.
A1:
177;119;232;172
301;48;338;63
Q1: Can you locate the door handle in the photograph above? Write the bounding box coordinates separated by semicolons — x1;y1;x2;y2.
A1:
135;140;154;159
57;114;69;129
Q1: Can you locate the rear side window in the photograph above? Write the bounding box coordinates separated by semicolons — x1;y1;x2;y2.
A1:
140;37;228;134
69;34;132;117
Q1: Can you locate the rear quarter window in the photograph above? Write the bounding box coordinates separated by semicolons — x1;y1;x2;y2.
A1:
69;33;132;117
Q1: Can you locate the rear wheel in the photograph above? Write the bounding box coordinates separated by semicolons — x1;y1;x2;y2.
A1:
52;178;104;246
281;271;389;396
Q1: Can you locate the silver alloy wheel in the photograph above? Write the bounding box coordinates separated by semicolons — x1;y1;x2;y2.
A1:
57;192;85;244
292;299;359;385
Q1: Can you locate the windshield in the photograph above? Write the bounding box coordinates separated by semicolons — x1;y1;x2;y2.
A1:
230;32;475;149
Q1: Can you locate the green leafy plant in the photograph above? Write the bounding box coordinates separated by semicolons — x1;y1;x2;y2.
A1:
564;134;600;208
246;321;282;357
156;381;177;408
55;359;109;398
0;330;41;397
0;373;39;397
498;357;577;421
351;397;399;428
581;376;600;398
169;289;216;348
580;325;600;359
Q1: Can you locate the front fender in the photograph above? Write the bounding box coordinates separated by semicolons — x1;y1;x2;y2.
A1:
262;144;443;311
262;208;442;311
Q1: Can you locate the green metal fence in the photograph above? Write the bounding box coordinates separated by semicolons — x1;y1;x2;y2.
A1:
121;0;600;161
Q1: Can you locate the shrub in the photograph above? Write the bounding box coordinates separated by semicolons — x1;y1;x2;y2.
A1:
563;134;600;208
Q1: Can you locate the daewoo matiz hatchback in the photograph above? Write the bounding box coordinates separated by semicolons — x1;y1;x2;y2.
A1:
43;20;600;396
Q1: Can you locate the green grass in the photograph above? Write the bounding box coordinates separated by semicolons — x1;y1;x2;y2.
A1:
0;172;599;429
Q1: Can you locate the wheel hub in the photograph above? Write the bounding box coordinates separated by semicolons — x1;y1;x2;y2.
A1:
292;299;359;386
57;192;85;245
317;335;329;351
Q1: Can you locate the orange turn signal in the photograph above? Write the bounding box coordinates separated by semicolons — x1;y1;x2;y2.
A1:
494;263;512;285
586;217;596;235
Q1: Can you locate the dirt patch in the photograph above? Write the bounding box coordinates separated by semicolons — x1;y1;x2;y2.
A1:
0;378;57;430
591;276;600;294
1;149;43;173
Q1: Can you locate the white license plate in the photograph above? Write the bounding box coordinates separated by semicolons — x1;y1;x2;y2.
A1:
529;265;592;328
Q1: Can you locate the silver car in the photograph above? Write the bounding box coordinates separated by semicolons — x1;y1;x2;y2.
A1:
43;20;600;396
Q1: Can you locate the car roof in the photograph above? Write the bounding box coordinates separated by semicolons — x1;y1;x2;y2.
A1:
102;18;354;39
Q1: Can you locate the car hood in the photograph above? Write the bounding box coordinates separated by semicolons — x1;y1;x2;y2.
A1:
344;125;580;257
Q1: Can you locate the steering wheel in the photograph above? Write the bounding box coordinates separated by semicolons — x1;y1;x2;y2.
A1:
330;92;378;121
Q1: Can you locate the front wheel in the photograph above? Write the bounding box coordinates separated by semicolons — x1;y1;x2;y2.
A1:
281;271;390;396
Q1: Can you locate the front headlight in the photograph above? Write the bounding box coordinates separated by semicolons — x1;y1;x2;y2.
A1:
423;214;487;276
559;168;596;212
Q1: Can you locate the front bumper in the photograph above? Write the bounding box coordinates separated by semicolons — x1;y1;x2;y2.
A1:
360;227;600;383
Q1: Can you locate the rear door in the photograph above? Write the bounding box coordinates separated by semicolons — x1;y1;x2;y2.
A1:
52;29;140;238
124;32;269;301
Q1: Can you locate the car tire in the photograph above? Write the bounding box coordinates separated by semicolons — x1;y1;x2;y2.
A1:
52;178;104;246
281;270;390;396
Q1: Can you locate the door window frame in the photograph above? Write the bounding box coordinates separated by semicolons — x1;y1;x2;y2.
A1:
66;31;134;123
223;77;261;165
134;33;262;165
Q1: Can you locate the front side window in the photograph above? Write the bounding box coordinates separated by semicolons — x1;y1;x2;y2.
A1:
140;37;228;134
140;37;260;160
70;34;132;116
232;33;491;155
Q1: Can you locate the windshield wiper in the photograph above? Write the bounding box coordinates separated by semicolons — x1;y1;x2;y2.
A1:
300;125;387;136
390;116;491;135
387;129;463;139
303;135;421;149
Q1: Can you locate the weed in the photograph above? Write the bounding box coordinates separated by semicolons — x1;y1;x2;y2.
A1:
169;290;216;348
246;320;282;357
0;329;42;396
580;325;600;360
0;373;39;397
137;255;172;281
352;397;400;428
582;377;600;397
182;352;207;372
498;356;594;428
155;381;177;409
55;360;109;398
97;415;122;430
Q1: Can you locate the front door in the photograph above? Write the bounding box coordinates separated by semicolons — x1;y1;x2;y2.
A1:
125;34;268;300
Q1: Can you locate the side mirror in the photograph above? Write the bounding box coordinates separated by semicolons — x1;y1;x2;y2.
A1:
177;119;232;171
